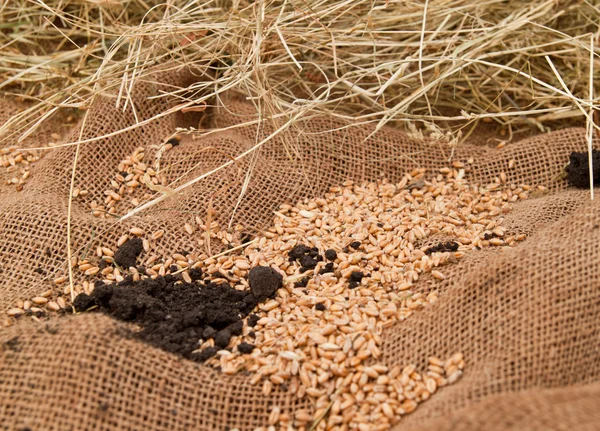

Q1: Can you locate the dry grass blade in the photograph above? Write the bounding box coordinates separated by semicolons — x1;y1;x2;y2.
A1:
587;33;595;200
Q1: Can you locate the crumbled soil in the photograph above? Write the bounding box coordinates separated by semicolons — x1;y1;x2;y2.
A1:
566;150;600;188
73;266;282;362
113;238;144;268
289;244;323;271
349;271;366;289
425;241;459;254
319;263;334;274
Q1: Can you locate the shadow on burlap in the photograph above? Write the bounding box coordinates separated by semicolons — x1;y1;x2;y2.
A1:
1;70;599;430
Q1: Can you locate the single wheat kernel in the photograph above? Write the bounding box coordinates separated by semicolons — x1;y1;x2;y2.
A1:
7;308;24;317
47;302;60;312
31;297;48;305
130;227;145;236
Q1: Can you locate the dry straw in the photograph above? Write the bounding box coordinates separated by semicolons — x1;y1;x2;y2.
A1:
1;0;599;148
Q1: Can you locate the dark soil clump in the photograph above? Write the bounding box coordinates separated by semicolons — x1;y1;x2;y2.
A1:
113;238;144;268
288;244;312;260
294;277;309;288
288;244;323;270
238;342;255;354
215;330;232;348
247;314;260;327
319;263;334;274
73;269;280;362
425;241;459;254
248;266;283;301
349;271;366;289
566;150;600;188
324;249;337;261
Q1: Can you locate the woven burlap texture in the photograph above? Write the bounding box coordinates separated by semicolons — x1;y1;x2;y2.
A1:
1;71;599;430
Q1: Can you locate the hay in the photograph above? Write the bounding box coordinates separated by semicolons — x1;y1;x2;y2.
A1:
1;0;599;149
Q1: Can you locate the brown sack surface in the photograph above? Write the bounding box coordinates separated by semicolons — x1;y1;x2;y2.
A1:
1;71;599;430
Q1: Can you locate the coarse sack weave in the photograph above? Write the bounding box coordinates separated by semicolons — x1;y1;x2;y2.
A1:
1;69;599;430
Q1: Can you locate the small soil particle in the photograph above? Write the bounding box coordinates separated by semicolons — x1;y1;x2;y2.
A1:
247;314;260;327
113;238;143;268
319;263;334;274
215;329;231;348
350;271;365;282
324;249;337;261
248;266;283;302
34;267;45;275
294;277;309;288
166;137;180;147
566;150;600;188
315;303;326;311
299;255;318;269
238;342;255;354
349;241;361;250
349;271;366;289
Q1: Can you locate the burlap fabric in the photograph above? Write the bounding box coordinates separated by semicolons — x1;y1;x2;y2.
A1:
1;71;599;430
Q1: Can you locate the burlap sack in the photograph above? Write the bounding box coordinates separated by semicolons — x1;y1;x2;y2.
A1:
1;70;599;430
